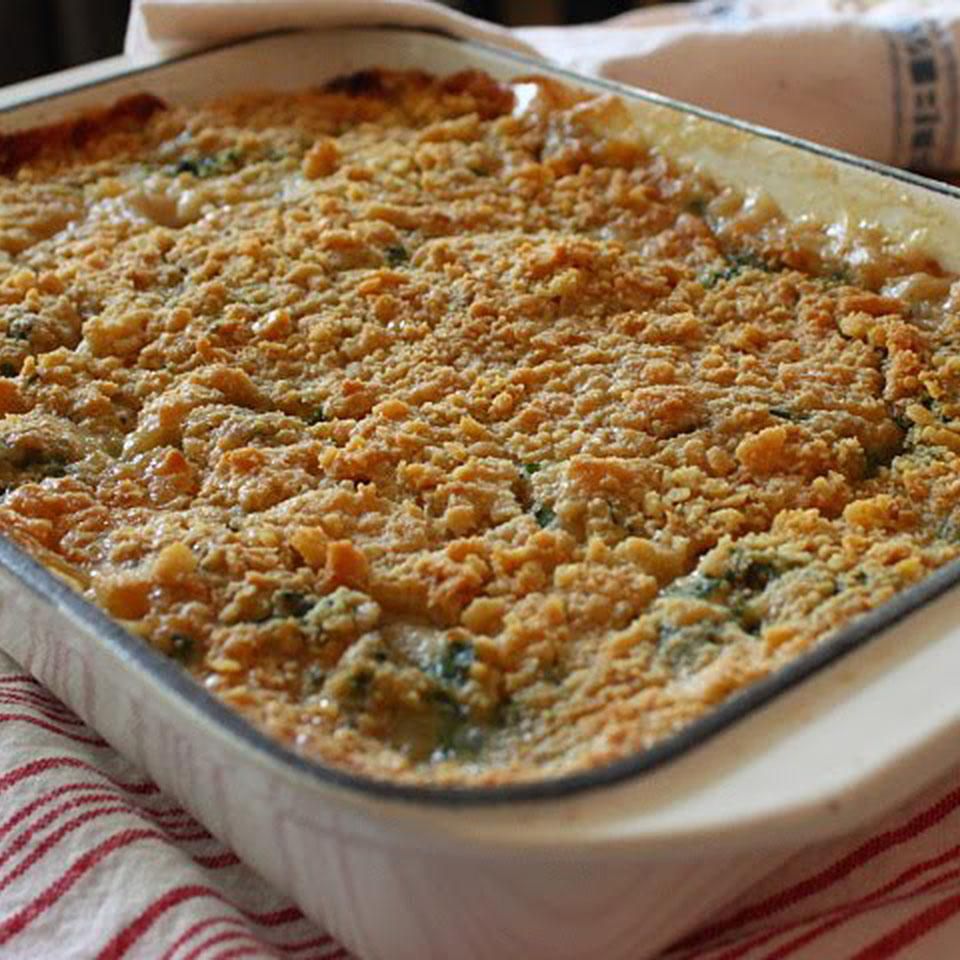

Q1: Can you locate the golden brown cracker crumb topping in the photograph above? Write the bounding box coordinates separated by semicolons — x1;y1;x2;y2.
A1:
1;69;960;785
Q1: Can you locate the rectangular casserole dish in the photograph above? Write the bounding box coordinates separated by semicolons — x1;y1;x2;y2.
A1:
5;27;960;960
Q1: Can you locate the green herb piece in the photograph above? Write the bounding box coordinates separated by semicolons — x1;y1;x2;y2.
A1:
719;555;783;594
698;266;736;290
0;363;16;377
769;407;808;422
668;573;725;600
496;700;523;728
668;553;788;606
172;148;242;179
173;157;204;177
3;444;68;477
542;663;564;685
700;251;778;289
821;269;853;287
8;316;35;342
303;664;326;694
521;462;543;477
728;251;777;271
438;722;485;759
39;457;66;479
305;587;366;635
430;692;485;760
533;504;556;528
892;411;912;432
306;408;327;425
686;198;708;217
699;262;747;288
273;589;314;619
385;245;409;267
432;640;474;686
169;634;196;663
657;621;721;672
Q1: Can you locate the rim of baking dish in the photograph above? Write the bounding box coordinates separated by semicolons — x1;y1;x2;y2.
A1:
3;26;960;807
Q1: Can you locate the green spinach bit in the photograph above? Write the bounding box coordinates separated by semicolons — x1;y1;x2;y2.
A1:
533;504;556;528
892;411;912;432
432;640;474;685
302;664;326;694
273;589;314;619
937;516;960;543
1;443;68;478
699;251;778;290
671;558;783;601
496;699;523;728
657;621;721;672
821;269;853;287
769;407;808;422
172;148;242;179
385;245;410;267
669;573;725;600
725;556;781;593
729;599;763;635
40;457;67;479
8;315;35;341
430;690;485;759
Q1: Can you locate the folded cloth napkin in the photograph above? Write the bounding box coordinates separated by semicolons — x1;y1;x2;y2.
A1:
4;642;960;959
125;0;960;170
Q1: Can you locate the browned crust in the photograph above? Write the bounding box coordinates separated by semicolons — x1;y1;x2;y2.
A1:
321;68;515;119
0;93;167;177
321;69;395;97
0;70;513;181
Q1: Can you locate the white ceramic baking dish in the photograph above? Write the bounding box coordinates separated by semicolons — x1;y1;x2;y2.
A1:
4;27;960;960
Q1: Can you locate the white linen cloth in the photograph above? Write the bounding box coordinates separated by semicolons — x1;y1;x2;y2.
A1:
125;0;960;170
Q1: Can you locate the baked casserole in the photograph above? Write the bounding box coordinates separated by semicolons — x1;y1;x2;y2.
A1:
0;69;958;785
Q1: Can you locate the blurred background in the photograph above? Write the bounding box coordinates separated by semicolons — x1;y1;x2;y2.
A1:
0;0;668;86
